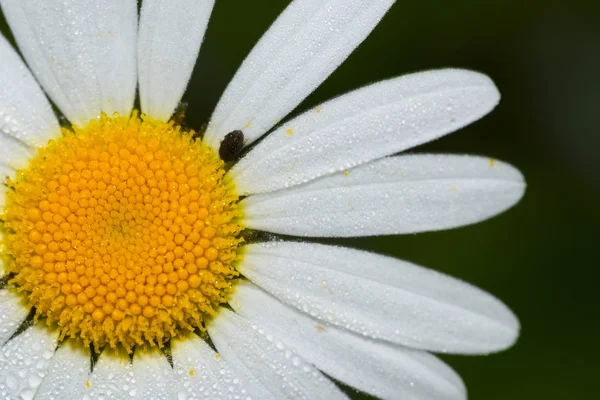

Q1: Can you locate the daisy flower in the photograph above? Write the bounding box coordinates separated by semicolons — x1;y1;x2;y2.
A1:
0;1;525;399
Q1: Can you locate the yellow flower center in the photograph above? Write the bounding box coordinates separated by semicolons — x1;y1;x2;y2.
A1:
1;113;243;352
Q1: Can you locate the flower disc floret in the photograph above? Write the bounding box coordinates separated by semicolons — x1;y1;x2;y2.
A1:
1;113;243;352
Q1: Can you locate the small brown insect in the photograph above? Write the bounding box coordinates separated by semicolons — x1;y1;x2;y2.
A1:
219;130;245;162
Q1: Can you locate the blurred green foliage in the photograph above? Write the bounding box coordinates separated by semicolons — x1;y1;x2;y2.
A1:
2;0;599;398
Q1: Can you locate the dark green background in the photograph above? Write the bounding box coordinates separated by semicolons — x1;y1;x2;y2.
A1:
2;1;599;399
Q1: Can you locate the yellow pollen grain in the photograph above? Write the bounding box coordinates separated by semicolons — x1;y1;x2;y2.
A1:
489;158;495;167
189;369;195;376
285;129;293;136
1;112;243;352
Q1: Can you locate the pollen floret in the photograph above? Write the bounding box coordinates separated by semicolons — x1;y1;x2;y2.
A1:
1;113;243;352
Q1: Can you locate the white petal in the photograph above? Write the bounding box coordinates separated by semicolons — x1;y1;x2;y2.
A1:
85;350;133;399
231;281;466;400
35;342;90;400
171;334;247;400
207;308;349;400
0;133;34;170
1;0;138;126
242;154;525;237
0;289;30;344
239;241;520;354
0;34;60;147
132;348;174;400
230;69;500;195
0;324;58;400
138;0;214;121
0;165;13;213
205;0;396;149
